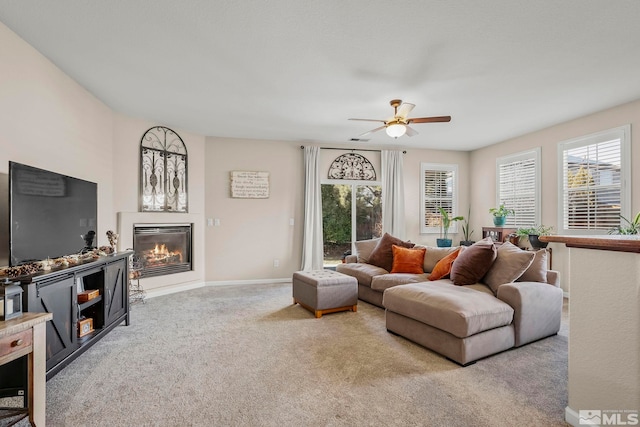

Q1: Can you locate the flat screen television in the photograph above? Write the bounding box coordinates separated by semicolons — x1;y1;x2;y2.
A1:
9;161;98;266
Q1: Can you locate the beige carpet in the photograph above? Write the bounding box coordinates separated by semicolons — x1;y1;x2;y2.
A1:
4;282;569;426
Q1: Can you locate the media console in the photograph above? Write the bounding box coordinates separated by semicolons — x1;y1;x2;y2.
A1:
3;251;131;383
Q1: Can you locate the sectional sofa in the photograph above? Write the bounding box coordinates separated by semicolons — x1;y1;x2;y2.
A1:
336;234;563;365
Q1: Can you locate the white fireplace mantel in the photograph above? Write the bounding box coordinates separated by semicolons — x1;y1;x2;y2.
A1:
117;212;205;295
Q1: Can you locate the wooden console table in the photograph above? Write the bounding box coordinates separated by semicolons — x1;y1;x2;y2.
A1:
0;312;52;426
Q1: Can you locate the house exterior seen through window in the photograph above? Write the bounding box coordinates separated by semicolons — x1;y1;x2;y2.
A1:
558;125;630;234
421;163;458;234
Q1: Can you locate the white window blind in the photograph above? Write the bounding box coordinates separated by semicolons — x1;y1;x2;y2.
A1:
421;163;458;234
558;125;630;234
496;149;540;227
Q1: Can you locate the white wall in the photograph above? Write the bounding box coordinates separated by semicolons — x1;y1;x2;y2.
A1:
204;137;304;281
0;21;115;243
203;140;469;282
470;98;640;293
0;21;208;294
4;14;640;297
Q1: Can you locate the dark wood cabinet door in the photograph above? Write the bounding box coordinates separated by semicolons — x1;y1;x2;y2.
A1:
32;275;77;371
104;259;127;326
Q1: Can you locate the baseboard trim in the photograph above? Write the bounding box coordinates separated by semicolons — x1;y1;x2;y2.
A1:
565;406;580;426
205;278;291;287
141;278;291;299
144;281;206;299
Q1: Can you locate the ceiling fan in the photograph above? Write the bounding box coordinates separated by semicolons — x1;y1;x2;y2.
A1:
349;99;451;138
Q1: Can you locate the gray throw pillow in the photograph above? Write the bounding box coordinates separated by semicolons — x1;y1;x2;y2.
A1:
354;238;381;264
517;249;548;283
483;241;535;293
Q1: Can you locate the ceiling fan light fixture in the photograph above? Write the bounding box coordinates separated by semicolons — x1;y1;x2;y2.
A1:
386;122;406;138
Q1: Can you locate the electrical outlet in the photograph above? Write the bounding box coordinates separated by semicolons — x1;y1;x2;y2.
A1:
214;218;220;226
273;259;280;268
289;218;295;226
207;218;213;226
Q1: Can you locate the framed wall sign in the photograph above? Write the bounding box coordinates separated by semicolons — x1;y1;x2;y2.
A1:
230;171;270;199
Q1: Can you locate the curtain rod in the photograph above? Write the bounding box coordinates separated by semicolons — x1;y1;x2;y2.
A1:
300;145;406;154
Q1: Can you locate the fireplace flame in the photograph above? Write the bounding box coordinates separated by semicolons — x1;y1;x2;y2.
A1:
143;243;183;266
154;244;168;255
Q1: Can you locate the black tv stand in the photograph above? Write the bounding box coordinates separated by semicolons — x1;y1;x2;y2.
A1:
18;251;131;379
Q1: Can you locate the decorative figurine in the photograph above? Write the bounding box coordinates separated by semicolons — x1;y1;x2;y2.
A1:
106;230;119;252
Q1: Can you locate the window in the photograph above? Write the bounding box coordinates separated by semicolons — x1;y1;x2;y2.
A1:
421;163;458;234
558;125;630;234
496;148;540;227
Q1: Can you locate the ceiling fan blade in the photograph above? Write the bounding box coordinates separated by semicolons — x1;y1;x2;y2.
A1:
407;116;452;124
396;103;415;119
348;118;386;123
405;126;418;137
358;125;386;137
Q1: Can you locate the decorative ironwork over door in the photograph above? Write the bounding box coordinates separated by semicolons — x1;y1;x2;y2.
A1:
140;126;188;212
328;153;376;180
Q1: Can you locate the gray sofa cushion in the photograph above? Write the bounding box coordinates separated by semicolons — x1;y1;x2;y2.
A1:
370;273;430;292
336;262;388;287
383;281;514;338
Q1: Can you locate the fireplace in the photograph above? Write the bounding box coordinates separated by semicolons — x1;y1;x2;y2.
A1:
133;224;193;278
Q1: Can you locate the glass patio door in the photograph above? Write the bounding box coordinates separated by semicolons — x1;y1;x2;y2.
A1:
321;183;382;267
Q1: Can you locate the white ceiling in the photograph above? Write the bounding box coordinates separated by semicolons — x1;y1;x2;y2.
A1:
2;1;640;151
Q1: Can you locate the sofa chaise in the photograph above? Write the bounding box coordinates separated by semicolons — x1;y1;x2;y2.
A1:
336;234;563;365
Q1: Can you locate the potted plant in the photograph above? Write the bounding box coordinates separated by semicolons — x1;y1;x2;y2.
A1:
437;207;463;247
459;207;475;246
609;211;640;235
489;204;515;226
515;225;554;249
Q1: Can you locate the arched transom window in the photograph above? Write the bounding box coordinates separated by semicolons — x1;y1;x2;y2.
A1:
140;126;188;212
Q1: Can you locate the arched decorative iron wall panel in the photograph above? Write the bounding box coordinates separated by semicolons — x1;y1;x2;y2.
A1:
328;153;376;180
140;126;188;212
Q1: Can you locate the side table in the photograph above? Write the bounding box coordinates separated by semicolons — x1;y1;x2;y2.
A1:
0;312;53;426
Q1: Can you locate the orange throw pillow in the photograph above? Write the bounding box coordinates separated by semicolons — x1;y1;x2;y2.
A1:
428;247;462;280
390;245;426;274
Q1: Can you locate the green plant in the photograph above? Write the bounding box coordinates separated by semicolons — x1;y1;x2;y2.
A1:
515;225;554;237
489;204;515;218
461;207;474;241
438;207;463;240
609;212;640;235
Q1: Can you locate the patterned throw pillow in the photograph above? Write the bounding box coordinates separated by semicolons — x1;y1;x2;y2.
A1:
390;245;426;274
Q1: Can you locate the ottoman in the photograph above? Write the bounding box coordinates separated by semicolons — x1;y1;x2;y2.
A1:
292;270;358;318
